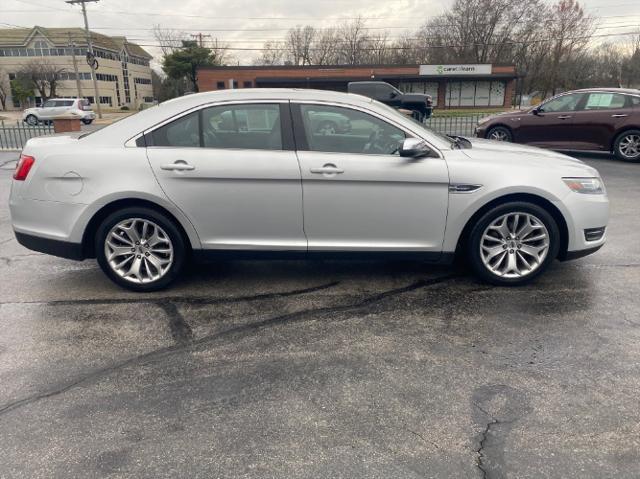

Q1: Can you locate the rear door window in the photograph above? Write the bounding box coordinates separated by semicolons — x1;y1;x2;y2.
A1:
150;111;200;147
583;93;629;110
201;104;282;150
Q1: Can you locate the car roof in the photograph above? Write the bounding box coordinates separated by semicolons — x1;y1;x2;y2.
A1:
569;87;640;96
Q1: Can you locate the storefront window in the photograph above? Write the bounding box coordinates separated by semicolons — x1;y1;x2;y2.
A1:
445;81;506;107
397;81;439;106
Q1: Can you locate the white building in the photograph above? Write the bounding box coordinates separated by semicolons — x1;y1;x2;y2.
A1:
0;26;154;111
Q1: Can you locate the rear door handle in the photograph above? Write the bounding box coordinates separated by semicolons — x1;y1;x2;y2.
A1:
160;161;195;171
310;164;344;175
611;114;628;118
557;115;572;120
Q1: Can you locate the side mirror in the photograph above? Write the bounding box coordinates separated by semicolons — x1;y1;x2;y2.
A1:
390;91;398;99
399;138;431;159
532;107;542;115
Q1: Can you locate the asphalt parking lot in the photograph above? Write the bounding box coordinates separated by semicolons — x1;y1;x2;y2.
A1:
0;150;638;478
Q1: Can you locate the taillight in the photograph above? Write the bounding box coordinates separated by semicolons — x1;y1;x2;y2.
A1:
13;154;35;181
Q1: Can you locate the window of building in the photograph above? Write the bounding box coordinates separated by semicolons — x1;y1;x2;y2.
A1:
150;111;200;147
97;73;118;82
299;104;405;155
143;96;154;103
99;96;112;106
86;96;95;104
244;81;253;88
445;81;506;107
134;77;151;85
201;104;282;150
217;81;225;89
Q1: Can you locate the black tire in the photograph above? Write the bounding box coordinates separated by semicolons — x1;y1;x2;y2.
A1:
95;207;187;292
25;114;38;126
486;125;513;142
467;202;560;286
613;129;640;162
82;119;93;125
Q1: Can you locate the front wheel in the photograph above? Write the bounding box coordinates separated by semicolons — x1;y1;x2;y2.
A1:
486;126;512;142
96;207;187;291
82;118;93;125
467;202;560;286
613;130;640;162
25;114;38;126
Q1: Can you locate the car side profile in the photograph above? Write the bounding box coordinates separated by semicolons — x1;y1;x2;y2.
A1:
348;81;433;121
22;97;96;126
475;88;640;162
10;89;609;291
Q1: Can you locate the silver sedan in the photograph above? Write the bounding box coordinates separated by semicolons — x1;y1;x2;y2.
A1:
10;89;609;291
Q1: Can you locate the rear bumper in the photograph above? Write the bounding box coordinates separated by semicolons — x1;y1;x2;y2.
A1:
14;232;84;260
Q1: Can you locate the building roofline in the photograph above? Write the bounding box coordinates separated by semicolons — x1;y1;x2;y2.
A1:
199;63;516;71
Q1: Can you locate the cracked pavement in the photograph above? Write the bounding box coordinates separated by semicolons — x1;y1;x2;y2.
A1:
0;151;639;478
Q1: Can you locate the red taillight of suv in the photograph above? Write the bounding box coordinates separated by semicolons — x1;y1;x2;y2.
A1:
13;154;35;181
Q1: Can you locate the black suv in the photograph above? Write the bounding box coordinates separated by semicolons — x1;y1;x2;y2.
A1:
348;81;433;121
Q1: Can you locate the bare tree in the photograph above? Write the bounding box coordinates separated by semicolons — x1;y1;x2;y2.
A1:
310;28;339;65
0;69;9;110
286;26;316;65
152;25;187;56
254;41;285;66
542;0;595;97
337;17;368;65
18;60;67;101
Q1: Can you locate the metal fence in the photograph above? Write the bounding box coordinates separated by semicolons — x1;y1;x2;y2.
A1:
425;114;484;137
0;120;54;151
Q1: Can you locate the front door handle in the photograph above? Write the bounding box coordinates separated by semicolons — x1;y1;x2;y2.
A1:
160;161;195;171
310;163;344;175
557;115;572;120
611;114;628;118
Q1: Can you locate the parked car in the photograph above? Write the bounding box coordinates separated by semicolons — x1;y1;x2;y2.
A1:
348;81;433;121
10;89;608;291
476;88;640;162
22;98;96;126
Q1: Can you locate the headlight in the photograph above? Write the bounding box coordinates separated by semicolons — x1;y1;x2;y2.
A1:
562;177;605;195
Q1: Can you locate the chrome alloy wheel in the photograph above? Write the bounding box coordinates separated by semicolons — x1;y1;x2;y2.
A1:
104;218;174;284
488;129;509;141
618;133;640;159
480;212;549;278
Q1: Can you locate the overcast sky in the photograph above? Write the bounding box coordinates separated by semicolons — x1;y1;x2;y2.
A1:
3;0;640;69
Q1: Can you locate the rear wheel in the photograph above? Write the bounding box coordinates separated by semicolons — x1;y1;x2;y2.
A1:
486;126;512;142
96;207;186;291
82;118;93;125
613;130;640;162
467;202;560;286
25;114;38;126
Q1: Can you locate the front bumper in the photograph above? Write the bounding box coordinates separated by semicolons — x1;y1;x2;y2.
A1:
555;190;609;260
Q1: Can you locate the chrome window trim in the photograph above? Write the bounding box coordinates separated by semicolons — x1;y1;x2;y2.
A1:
125;99;288;148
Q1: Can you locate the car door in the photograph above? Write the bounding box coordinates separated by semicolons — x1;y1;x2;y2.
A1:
570;92;633;150
515;93;585;147
292;102;449;253
145;102;306;251
39;100;58;120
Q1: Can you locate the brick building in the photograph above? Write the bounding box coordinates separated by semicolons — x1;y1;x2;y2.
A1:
197;64;517;109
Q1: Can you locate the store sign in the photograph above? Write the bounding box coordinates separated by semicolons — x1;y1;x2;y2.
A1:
419;64;492;76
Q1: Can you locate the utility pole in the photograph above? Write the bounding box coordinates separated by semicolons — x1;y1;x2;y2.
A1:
65;0;102;119
190;33;211;47
68;32;83;99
